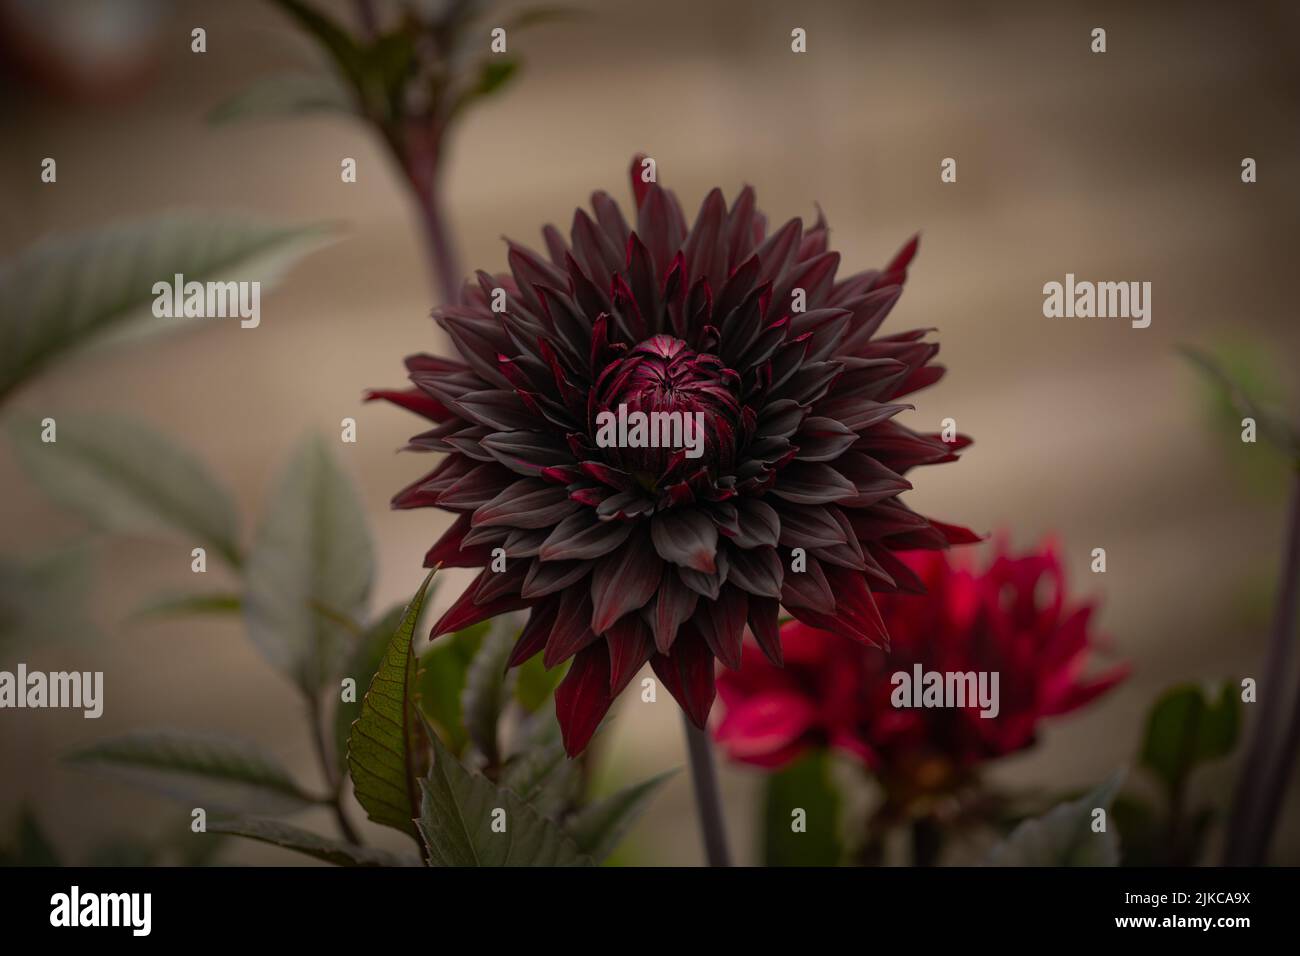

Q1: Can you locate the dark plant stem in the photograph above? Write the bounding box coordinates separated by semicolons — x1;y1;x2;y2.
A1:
307;692;362;846
682;716;731;867
1224;465;1300;864
413;175;463;307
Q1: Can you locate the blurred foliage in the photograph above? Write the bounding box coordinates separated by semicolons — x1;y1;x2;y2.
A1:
986;772;1125;866
1115;682;1240;866
762;752;842;866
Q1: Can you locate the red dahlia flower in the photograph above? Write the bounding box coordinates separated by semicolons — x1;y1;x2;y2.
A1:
716;545;1128;792
371;157;974;755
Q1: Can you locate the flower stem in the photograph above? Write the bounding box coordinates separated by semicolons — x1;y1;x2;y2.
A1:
1224;464;1300;864
681;715;732;867
307;691;363;846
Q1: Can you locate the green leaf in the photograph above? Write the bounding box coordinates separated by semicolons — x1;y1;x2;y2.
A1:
211;818;418;867
514;650;565;712
244;434;373;691
417;717;592;866
0;213;334;404
346;571;435;843
417;621;487;753
209;70;355;123
761;751;842;866
460;616;520;766
69;730;321;815
986;771;1126;866
1180;345;1299;458
1139;682;1239;797
132;592;242;621
0;545;96;647
269;0;368;92
334;601;409;771
565;771;676;863
450;58;519;119
499;709;573;814
9;414;242;567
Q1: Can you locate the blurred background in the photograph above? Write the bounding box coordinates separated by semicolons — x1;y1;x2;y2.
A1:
2;0;1299;865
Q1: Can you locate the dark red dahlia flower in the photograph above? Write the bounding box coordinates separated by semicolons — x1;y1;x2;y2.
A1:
715;544;1128;794
371;157;974;755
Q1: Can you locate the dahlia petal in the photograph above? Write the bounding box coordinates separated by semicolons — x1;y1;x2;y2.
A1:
422;513;492;569
753;218;802;285
481;430;575;478
714;689;818;762
652;565;698;654
724;545;783;599
473;479;579;529
436;463;516;510
507;599;557;668
747;595;784;666
776;502;848;549
771;462;859;505
543;587;598;668
605;615;654;695
651;627;717;729
538;510;635;562
555;642;613;756
650;508;719;573
698;585;747;670
839;286;903;355
780;554;835;613
731;497;780;549
473;559;528;604
520;558;593;598
589;528;663;634
430;578;529;639
364;387;451;422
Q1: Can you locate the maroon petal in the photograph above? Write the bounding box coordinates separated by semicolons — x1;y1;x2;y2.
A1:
606;616;654;695
650;508;718;573
652;565;698;654
590;528;663;634
697;586;747;670
543;587;597;668
651;628;717;729
538;511;635;562
555;642;614;756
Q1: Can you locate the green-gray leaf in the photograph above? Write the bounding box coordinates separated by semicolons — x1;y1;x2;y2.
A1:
132;592;242;621
0;545;96;647
565;770;676;863
986;771;1126;866
499;709;574;817
209;71;354;124
1140;683;1239;797
418;717;592;866
244;434;373;691
417;621;487;753
334;601;409;773
0;213;334;404
211;818;418;867
9;414;242;567
346;572;435;843
460;616;519;767
69;730;321;815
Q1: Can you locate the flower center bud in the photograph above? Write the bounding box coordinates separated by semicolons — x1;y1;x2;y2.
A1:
593;335;740;480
